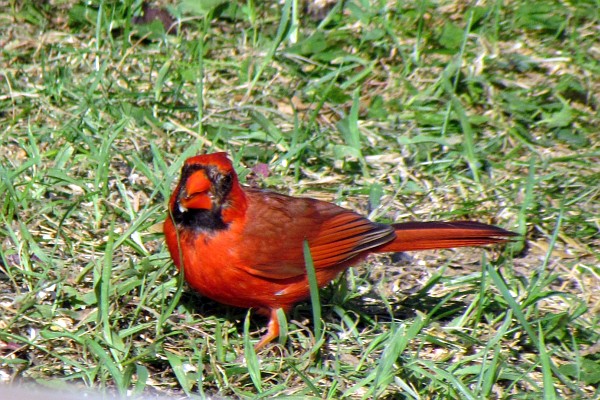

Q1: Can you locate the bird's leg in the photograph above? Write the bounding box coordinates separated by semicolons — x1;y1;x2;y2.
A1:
254;307;283;350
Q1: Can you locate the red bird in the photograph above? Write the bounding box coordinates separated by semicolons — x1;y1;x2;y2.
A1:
164;152;515;349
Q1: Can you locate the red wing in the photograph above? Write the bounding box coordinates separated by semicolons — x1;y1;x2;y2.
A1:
236;189;395;280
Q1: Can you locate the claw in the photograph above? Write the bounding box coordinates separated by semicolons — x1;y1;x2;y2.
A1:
254;308;283;350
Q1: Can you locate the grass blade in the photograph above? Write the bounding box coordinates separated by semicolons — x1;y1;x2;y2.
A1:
303;240;323;348
244;310;263;393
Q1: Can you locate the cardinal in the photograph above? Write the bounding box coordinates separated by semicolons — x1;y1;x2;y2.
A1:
164;152;516;349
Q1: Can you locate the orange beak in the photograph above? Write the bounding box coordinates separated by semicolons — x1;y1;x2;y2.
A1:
180;170;213;210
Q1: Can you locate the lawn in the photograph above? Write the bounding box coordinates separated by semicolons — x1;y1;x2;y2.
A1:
0;0;598;398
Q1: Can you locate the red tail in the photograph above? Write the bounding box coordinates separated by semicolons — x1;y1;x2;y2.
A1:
377;221;517;253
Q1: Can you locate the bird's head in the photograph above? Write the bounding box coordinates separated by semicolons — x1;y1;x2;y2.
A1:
169;152;247;231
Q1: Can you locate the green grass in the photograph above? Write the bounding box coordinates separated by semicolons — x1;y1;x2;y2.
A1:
1;0;599;398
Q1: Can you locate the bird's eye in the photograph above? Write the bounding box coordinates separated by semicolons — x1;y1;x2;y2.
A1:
219;173;233;191
221;173;232;186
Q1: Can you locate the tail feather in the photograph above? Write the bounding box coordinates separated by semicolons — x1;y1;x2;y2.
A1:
376;221;517;253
